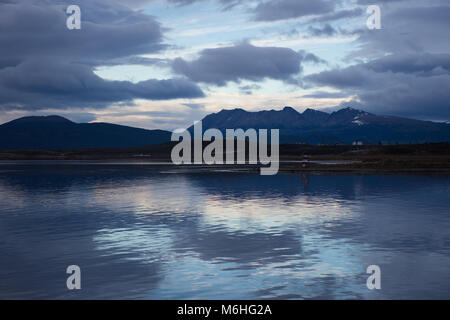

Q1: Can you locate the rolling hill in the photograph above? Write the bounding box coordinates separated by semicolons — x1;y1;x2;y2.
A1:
0;115;171;150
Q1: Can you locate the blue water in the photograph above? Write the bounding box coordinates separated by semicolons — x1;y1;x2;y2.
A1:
0;162;449;299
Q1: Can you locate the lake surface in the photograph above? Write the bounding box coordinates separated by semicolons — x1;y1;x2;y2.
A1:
0;162;449;299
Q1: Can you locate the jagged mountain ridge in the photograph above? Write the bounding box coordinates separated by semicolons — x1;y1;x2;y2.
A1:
1;107;449;150
195;107;450;144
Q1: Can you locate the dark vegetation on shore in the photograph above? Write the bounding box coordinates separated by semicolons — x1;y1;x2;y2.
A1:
280;143;450;172
1;143;449;172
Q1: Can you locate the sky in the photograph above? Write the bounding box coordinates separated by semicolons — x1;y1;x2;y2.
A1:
0;0;449;130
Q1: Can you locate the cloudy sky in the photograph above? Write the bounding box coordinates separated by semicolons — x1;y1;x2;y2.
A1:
0;0;449;129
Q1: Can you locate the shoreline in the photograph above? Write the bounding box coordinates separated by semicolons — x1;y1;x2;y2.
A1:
0;159;449;174
0;143;449;173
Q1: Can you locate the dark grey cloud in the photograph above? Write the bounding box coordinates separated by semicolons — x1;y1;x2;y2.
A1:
289;23;355;41
310;7;364;23
307;24;337;37
0;0;204;111
351;4;450;58
166;0;242;10
300;51;327;65
172;42;317;86
0;0;165;65
253;0;335;22
356;0;404;4
305;53;450;119
98;56;168;67
144;0;348;23
239;84;262;95
0;58;204;110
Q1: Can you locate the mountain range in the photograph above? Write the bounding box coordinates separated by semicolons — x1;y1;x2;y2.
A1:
0;107;449;150
196;107;450;144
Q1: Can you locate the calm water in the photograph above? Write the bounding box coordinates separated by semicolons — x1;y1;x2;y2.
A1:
0;162;449;299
